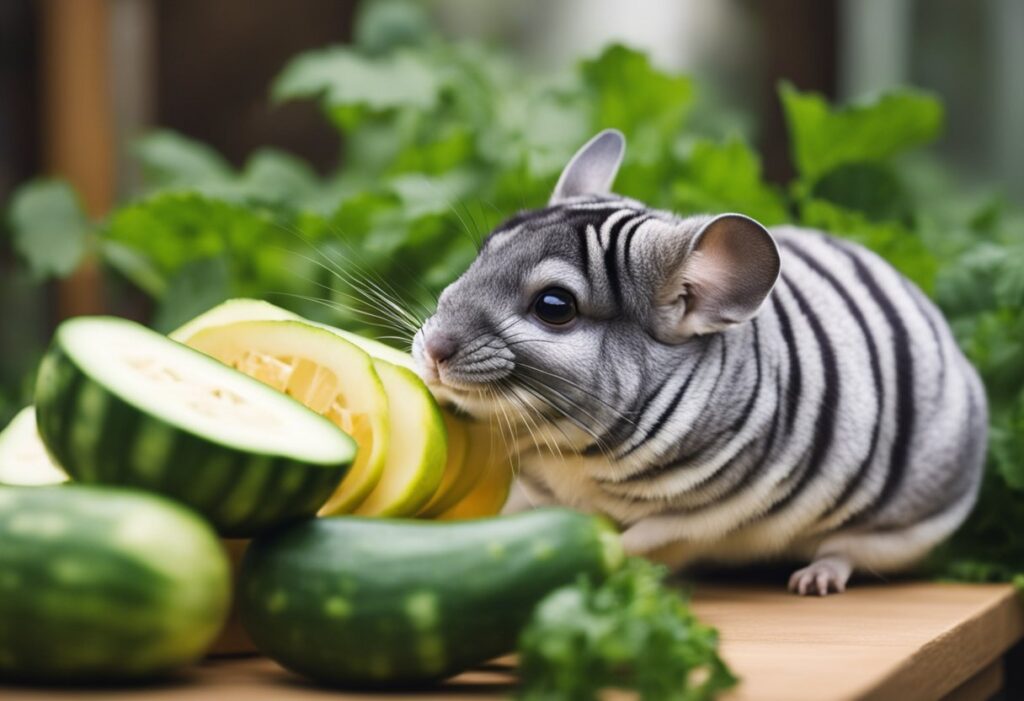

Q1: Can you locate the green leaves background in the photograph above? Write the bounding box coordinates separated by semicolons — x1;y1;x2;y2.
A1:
2;0;1022;584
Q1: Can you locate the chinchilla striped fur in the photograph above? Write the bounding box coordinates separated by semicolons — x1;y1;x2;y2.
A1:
413;130;987;595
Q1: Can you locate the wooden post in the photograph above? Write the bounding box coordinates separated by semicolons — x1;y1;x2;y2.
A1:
39;0;114;318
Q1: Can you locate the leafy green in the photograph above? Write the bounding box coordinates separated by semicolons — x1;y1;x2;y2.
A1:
134;130;233;190
6;180;91;279
581;45;694;160
151;256;231;334
780;83;943;183
352;0;433;55
799;198;937;292
671;138;789;225
272;47;443;114
518;558;735;701
810;162;911;223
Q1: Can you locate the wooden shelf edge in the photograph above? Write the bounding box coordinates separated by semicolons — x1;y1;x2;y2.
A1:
861;584;1024;701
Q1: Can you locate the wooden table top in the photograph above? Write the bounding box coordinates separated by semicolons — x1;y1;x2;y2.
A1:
4;581;1022;701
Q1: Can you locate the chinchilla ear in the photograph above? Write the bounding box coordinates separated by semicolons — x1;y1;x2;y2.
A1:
550;129;625;204
652;214;780;343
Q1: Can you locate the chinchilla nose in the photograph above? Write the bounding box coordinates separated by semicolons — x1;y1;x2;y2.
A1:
424;332;459;365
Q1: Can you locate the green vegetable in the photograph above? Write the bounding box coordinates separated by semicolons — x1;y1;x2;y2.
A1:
34;316;356;536
238;508;624;686
518;558;736;701
0;485;231;681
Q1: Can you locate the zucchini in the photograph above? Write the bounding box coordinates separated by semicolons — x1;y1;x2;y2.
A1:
238;508;624;685
0;485;230;681
34;316;356;536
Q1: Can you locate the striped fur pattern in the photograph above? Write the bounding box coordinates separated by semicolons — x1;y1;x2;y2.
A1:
414;131;987;593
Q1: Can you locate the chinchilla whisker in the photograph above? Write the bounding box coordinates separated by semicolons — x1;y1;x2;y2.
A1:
291;217;437;316
513;375;613;455
372;335;416;350
266;233;423;332
269;220;432;320
277;250;423;335
415;177;485;251
502;384;565;465
517;363;637;424
512;376;593;454
463;199;492;247
516;379;604;438
496;385;544;459
513;361;637;424
485;386;520;475
273;291;416;339
512;378;617;464
310;294;419;338
302;243;427;330
330;268;424;331
503;381;573;463
314;290;419;333
275;294;417;345
340;257;435;323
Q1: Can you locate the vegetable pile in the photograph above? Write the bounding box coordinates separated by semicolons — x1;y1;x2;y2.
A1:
0;303;730;697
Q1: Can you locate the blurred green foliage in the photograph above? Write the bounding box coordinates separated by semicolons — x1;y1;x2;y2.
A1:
1;0;1022;583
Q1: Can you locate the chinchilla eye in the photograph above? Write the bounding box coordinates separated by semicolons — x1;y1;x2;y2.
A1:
532;288;577;326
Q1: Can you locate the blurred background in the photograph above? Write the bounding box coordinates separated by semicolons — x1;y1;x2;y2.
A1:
3;0;1021;204
1;0;1023;580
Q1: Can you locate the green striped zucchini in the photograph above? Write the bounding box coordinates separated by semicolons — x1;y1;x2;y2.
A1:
239;508;624;685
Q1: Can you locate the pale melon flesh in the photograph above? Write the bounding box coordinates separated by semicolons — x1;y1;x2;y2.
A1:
183;320;390;514
175;300;447;516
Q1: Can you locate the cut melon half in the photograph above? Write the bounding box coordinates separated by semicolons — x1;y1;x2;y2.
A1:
175;300;448;516
33;316;355;536
184;320;390;514
0;407;68;486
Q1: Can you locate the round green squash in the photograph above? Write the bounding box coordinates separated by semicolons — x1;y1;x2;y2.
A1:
0;485;231;681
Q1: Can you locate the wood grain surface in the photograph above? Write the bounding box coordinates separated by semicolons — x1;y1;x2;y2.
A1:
4;582;1021;701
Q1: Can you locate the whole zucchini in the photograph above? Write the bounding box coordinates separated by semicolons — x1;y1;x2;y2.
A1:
239;508;623;685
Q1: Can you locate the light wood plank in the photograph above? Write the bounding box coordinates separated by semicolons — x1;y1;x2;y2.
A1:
698;582;1023;701
2;582;1021;701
